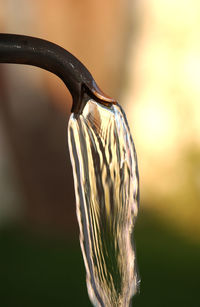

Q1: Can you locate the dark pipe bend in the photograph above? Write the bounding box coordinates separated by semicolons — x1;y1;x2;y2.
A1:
0;33;116;114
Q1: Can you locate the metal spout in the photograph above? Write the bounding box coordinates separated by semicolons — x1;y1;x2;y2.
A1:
0;33;116;114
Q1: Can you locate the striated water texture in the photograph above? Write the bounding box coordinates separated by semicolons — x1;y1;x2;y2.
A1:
68;99;139;307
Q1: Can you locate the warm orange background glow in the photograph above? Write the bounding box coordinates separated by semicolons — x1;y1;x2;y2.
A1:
0;0;199;241
123;0;200;240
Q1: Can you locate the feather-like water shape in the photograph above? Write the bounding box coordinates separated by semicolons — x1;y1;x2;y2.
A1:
68;99;139;307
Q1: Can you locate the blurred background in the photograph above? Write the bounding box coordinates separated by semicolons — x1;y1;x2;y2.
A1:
0;0;199;306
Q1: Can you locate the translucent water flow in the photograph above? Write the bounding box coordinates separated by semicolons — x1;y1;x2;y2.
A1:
68;99;139;307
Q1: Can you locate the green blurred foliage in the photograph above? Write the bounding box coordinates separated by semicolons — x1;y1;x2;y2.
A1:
0;209;199;307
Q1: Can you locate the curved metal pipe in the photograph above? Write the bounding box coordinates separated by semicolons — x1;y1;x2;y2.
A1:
0;33;116;114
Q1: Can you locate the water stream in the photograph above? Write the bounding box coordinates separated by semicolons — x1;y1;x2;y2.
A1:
68;99;139;306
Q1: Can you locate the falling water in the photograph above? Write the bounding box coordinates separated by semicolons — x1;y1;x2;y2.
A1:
68;99;139;307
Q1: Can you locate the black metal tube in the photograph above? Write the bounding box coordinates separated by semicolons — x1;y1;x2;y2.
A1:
0;33;116;114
